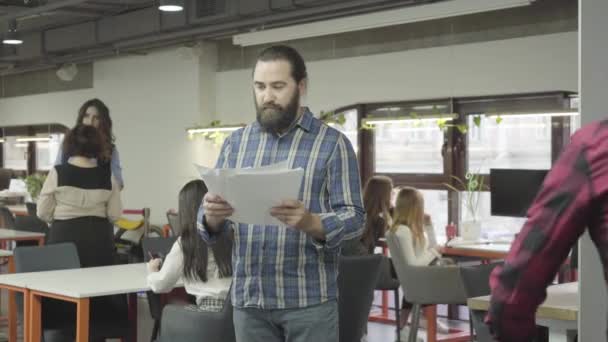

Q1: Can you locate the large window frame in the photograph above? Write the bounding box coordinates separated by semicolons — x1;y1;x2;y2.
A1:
332;91;577;233
0;124;69;174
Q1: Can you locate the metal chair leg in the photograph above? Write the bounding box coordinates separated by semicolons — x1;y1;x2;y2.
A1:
394;288;401;341
409;304;421;342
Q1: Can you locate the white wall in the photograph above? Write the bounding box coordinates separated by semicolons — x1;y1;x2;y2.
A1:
0;48;214;223
579;0;608;339
0;31;577;224
216;32;578;124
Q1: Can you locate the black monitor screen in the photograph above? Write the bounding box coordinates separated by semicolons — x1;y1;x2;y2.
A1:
490;168;549;217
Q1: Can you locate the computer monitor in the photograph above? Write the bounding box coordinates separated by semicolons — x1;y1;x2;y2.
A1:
490;168;548;217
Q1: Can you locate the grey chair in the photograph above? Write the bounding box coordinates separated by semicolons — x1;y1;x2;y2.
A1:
460;263;502;342
14;243;81;342
165;212;181;236
15;243;130;342
387;233;469;342
142;236;178;342
14;215;48;246
25;202;37;217
374;256;402;341
338;254;383;342
158;289;236;342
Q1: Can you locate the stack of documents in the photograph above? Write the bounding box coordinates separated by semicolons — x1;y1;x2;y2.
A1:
196;162;304;226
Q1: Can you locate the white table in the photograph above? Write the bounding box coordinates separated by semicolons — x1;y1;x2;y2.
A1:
0;229;45;246
468;282;578;339
25;263;162;342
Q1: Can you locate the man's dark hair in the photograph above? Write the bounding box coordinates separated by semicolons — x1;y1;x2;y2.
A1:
256;45;308;83
63;124;103;159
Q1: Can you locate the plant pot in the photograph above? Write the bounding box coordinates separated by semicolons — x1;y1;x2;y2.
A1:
460;220;482;241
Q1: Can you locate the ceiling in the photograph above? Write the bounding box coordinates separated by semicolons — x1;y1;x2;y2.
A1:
0;0;430;75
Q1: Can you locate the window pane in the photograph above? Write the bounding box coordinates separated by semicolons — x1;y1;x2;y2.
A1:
467;115;552;174
460;191;525;239
421;189;449;241
332;109;358;155
375;121;444;173
3;137;28;170
36;134;64;171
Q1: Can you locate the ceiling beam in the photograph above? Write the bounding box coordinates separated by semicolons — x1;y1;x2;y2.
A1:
0;0;92;23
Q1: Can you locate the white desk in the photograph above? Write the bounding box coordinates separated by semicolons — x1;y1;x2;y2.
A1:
468;282;578;335
25;263;168;342
0;229;45;246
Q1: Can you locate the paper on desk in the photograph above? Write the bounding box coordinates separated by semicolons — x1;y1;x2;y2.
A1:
195;163;304;226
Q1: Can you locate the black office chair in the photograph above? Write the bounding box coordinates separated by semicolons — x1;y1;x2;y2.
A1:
158;289;236;342
14;215;48;246
374;256;402;341
25;202;37;217
338;254;383;342
460;263;502;342
142;236;178;342
0;206;16;229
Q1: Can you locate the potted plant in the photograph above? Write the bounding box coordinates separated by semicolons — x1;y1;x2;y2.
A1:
23;173;47;203
444;172;487;240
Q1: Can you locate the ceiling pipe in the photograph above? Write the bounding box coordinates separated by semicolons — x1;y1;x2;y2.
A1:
0;0;92;24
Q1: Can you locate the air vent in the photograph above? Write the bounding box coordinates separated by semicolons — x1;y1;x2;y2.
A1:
196;0;226;17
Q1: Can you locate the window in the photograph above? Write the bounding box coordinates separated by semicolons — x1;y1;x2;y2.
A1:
2;137;28;170
374;120;445;174
461;191;527;239
421;189;449;240
36;133;64;171
331;109;358;154
467;115;552;174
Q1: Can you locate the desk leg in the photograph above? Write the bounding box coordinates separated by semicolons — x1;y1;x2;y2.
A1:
128;293;138;342
8;290;16;342
29;292;42;342
23;289;29;342
75;298;90;342
424;305;437;342
36;237;44;246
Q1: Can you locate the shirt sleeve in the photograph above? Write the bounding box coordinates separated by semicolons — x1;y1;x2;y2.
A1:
313;134;365;249
147;240;183;293
486;131;595;341
111;147;124;188
37;168;58;223
197;136;233;244
106;175;123;223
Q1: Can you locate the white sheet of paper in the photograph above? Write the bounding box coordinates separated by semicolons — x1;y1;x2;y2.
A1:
194;163;304;226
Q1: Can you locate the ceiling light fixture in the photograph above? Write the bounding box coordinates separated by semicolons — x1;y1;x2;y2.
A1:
16;137;51;142
186;125;244;135
485;112;579;118
233;0;535;46
3;20;23;45
158;0;184;12
363;114;458;126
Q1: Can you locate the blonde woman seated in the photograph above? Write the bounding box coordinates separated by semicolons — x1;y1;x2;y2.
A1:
147;180;232;311
386;186;449;340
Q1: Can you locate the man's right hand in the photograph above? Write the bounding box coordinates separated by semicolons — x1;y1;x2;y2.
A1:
202;193;234;232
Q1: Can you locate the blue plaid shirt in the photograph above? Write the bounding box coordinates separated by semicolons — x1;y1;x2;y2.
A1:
198;108;364;309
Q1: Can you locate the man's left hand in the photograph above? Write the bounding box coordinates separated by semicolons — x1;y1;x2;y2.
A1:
270;200;325;240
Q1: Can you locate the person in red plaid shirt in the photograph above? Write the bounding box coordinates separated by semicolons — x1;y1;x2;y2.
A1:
487;120;608;341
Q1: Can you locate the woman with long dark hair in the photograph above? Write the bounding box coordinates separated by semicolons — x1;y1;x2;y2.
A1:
39;124;122;267
342;175;393;255
147;180;232;311
55;98;124;188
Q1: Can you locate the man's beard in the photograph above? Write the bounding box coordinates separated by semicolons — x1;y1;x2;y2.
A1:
256;91;300;134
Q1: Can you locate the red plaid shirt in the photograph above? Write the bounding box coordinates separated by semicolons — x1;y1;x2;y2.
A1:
487;120;608;341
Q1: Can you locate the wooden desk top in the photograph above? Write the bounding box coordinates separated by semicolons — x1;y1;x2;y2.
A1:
468;282;578;321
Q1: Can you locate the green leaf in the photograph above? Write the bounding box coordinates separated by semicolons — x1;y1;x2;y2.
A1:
437;119;447;130
473;116;482;127
495;116;503;124
456;124;468;134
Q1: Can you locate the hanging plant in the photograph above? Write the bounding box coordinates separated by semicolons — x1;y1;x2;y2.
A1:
319;111;347;126
187;120;242;146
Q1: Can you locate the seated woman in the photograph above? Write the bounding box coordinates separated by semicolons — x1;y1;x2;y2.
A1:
342;175;393;256
38;124;122;268
387;186;447;340
147;179;232;311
